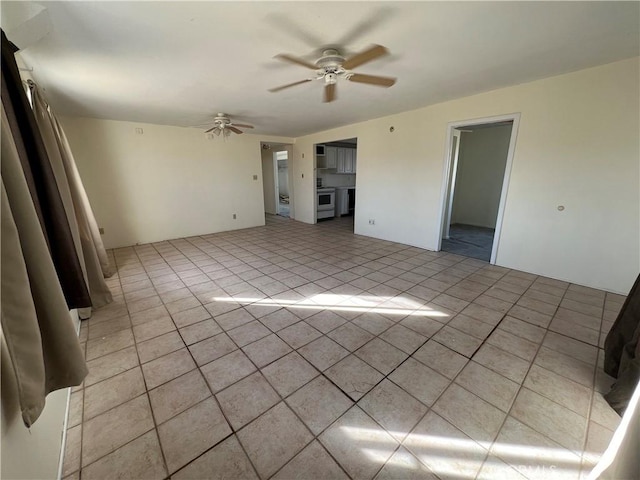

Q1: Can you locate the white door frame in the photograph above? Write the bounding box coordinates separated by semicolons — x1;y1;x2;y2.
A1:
273;151;280;213
436;112;521;264
443;129;461;240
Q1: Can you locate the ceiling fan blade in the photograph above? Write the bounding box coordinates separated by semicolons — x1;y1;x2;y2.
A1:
342;44;389;70
348;73;396;87
205;127;216;133
266;14;325;49
269;78;313;92
231;123;254;129
274;53;318;70
336;8;393;46
324;83;336;103
227;126;243;134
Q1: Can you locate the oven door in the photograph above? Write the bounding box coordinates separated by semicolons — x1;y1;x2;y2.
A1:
317;192;335;211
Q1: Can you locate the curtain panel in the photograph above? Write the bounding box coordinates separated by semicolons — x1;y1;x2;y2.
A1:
0;28;114;426
1;30;91;310
1;105;88;427
31;83;113;310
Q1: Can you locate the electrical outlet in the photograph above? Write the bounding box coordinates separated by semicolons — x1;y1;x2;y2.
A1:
99;227;105;234
233;214;237;219
253;175;258;180
368;219;375;225
135;127;143;134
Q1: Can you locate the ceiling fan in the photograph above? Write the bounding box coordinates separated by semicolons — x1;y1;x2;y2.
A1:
269;44;396;103
205;113;254;138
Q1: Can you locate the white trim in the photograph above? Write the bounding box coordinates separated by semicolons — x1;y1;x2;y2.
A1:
57;388;72;480
57;315;82;480
489;114;520;263
436;112;521;264
273;151;280;214
443;130;461;240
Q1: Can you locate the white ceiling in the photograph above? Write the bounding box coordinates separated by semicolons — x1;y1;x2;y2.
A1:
3;1;639;137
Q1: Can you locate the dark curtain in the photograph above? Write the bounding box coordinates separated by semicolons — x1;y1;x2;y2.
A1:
1;30;90;310
604;273;640;414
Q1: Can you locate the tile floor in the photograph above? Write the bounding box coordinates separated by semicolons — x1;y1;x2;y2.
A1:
63;215;624;480
441;224;495;262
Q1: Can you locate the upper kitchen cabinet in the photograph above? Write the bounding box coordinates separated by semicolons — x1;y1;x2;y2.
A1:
337;147;357;174
316;138;357;173
325;146;338;169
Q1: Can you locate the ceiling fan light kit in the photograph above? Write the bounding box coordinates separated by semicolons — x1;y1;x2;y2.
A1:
203;113;254;139
269;44;397;103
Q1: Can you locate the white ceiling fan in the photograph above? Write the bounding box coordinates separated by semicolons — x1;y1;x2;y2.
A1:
269;44;397;103
204;113;254;138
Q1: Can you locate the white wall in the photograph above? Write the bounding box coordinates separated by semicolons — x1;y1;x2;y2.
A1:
261;149;277;215
1;311;80;480
293;58;640;294
1;387;68;480
452;125;512;229
61;117;293;248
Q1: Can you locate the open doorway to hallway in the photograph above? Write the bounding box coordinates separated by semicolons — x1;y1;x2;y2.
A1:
439;115;519;262
261;143;293;218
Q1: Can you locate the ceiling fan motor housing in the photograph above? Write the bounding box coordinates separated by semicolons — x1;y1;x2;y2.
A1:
316;49;346;68
214;113;230;126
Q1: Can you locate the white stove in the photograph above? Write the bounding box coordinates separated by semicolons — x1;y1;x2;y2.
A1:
316;187;336;220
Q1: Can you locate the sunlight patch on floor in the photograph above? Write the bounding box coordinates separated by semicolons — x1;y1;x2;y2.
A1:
212;294;450;318
341;425;589;479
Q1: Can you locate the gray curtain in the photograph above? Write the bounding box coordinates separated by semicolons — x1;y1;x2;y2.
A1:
31;82;113;311
604;273;640;414
1;104;88;427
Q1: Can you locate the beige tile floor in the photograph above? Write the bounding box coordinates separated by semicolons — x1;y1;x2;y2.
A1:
63;215;624;480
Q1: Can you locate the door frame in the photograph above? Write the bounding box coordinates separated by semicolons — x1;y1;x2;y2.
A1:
442;129;461;240
436;112;521;264
273;151;280;214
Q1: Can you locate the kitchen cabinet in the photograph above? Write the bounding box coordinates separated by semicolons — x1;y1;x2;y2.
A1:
319;146;357;173
336;147;357;174
325;146;338;169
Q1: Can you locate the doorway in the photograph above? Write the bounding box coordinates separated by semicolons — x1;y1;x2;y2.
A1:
275;150;290;217
438;114;519;263
261;143;293;218
314;137;357;230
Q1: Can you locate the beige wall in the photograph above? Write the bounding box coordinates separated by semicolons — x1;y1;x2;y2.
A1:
60;58;638;293
452;125;512;229
293;57;639;294
61;117;293;248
